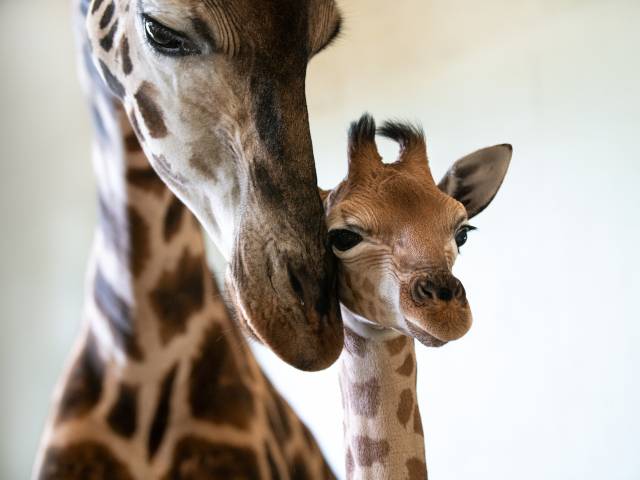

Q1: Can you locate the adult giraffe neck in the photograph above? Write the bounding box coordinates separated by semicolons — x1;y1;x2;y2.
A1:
33;3;338;478
74;0;214;367
339;308;428;479
87;95;215;368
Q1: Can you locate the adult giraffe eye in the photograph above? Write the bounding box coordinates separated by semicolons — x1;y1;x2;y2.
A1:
328;229;363;252
143;16;199;56
455;225;476;248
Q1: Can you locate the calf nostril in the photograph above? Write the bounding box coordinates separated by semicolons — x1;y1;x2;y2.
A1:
420;284;434;300
412;280;435;303
436;287;453;302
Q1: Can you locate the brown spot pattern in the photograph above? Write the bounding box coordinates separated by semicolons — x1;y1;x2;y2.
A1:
397;388;414;427
163;196;186;242
413;404;424;436
385;335;409;356
396;352;415;377
56;335;104;423
134;82;168;139
148;364;178;460
126;167;165;196
406;457;428;480
163;436;259;480
343;326;366;358
91;0;105;14
120;36;132;75
128;205;150;277
40;441;133;480
149;249;205;344
124;131;142;152
348;377;380;417
99;1;115;29
352;435;390;467
188;323;255;429
106;382;138;438
100;21;118;52
94;268;144;360
290;453;311;480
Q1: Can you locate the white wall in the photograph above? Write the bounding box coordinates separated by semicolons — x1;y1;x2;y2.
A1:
1;0;639;479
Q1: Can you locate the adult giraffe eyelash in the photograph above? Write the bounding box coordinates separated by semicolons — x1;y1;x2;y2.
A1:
142;14;200;56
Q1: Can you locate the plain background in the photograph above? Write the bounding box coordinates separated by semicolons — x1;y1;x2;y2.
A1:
1;0;639;478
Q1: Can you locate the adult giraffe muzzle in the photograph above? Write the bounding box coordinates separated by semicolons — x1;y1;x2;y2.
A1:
84;0;344;370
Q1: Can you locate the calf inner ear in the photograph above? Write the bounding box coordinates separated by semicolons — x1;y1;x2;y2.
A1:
437;144;512;219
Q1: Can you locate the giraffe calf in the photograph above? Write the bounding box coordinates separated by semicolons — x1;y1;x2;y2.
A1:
324;113;512;479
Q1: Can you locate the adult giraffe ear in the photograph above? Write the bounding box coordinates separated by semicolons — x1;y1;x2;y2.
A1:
438;144;512;219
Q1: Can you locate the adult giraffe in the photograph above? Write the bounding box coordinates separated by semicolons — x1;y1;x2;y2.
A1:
84;0;344;370
32;0;341;478
33;72;334;480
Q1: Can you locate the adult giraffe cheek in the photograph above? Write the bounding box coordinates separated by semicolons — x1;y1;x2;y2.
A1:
227;209;343;372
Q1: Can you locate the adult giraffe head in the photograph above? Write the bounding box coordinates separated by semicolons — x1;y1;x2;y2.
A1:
84;0;343;370
325;114;512;346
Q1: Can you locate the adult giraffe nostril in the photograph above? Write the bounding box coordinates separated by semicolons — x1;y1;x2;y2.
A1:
287;262;338;322
287;265;305;306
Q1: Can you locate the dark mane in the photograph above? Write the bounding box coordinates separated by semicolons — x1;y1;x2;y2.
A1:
348;113;377;149
377;120;425;151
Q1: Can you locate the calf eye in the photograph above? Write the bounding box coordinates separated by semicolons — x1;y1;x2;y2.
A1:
143;15;199;56
329;229;363;252
455;225;476;248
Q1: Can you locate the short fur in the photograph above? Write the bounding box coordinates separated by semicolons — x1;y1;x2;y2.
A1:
84;0;347;371
326;113;512;479
33;3;339;475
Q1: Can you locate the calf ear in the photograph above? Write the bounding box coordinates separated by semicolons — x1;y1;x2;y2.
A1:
438;144;512;219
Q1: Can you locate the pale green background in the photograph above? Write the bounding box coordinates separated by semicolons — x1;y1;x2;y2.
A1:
1;0;639;478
